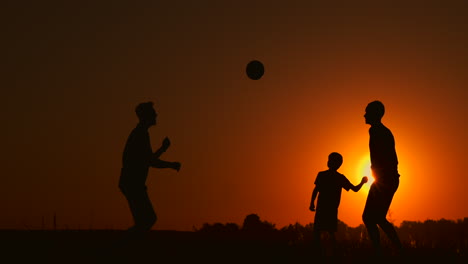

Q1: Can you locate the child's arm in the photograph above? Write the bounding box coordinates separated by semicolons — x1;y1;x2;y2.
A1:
309;186;319;211
350;176;368;192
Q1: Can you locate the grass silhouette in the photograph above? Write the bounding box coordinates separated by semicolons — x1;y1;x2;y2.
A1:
1;218;466;264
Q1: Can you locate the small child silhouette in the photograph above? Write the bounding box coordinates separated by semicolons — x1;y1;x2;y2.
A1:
309;152;368;256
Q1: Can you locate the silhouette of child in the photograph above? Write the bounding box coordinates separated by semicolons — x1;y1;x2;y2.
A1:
309;152;368;256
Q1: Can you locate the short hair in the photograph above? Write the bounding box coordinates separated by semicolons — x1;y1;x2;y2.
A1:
366;100;385;119
135;101;155;120
328;152;343;170
328;152;343;163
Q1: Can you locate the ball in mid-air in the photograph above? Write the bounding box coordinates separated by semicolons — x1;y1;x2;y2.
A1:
246;60;264;80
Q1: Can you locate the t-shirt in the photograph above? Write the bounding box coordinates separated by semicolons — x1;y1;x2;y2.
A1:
315;170;353;212
119;124;153;189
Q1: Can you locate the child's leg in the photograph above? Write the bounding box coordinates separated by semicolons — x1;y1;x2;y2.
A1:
312;229;322;256
329;231;337;256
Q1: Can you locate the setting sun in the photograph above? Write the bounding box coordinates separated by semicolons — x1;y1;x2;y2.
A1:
357;155;374;191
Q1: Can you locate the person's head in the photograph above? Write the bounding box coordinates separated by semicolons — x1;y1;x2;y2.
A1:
327;152;343;171
135;101;157;127
364;100;385;125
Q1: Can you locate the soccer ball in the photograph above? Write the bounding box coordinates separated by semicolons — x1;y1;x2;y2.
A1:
246;60;264;80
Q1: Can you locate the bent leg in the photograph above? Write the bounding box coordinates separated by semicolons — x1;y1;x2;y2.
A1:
377;182;402;252
362;213;381;254
379;219;402;253
125;189;157;233
362;184;383;254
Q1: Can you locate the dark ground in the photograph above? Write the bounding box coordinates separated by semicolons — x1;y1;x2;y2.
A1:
0;230;465;264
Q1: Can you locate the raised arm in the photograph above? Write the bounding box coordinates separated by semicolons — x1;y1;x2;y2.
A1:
350;176;368;192
151;137;181;171
153;137;171;159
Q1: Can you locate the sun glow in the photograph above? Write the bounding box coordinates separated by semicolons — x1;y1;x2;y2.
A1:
357;155;374;191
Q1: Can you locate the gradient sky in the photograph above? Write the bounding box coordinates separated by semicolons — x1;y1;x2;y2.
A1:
3;1;467;231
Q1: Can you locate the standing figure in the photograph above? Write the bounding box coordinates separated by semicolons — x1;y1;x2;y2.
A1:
119;102;181;237
310;152;367;256
362;100;402;255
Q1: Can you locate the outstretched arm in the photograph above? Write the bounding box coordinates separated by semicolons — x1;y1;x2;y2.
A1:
151;159;181;171
350;176;368;192
309;186;319;211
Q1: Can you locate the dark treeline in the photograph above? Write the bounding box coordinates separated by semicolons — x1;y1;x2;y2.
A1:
196;214;468;255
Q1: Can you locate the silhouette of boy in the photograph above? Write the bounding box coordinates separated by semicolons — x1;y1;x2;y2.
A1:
119;102;181;238
309;152;368;255
362;100;402;255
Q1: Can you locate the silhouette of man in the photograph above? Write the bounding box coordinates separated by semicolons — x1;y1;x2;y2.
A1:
119;102;181;237
362;100;402;255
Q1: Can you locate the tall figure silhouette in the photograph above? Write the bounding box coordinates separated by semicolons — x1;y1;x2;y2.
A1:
362;100;402;255
119;102;181;237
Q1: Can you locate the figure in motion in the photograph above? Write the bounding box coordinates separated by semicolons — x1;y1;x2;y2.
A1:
362;100;402;255
119;102;181;238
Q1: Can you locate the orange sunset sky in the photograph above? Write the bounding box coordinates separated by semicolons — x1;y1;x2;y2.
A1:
2;1;467;231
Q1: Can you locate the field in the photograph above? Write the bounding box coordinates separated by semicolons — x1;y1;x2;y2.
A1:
1;229;466;264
